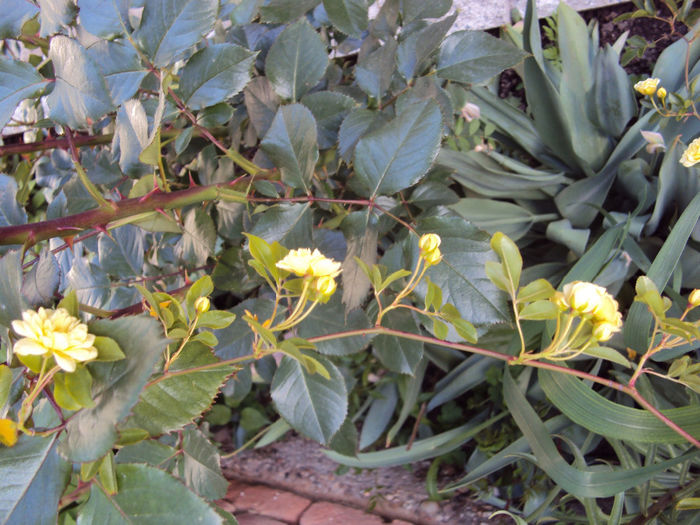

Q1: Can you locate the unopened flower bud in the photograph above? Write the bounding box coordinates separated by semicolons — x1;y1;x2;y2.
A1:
656;87;667;101
194;296;210;314
689;289;700;307
419;233;441;254
593;322;619;342
315;276;337;298
424;248;443;266
460;102;480;122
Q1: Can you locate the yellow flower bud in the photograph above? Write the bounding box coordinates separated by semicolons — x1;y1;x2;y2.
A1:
419;233;441;254
689;289;700;307
11;308;97;373
315;276;337;298
656;87;667;101
593;322;620;342
562;281;602;315
634;77;660;96
194;296;210;314
680;137;700;168
0;418;18;447
423;248;443;266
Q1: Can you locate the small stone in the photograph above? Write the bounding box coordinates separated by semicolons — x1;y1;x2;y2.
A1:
418;500;441;517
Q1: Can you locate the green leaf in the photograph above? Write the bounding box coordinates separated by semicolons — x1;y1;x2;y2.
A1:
427;355;499;412
400;0;451;22
179;44;257;110
490;232;522;292
130;342;232;436
180;426;228;501
337;108;385;163
374;309;423;375
98;225;145;277
301;91;357;149
325;411;504;468
322;0;368;37
38;0;76;36
517;279;555;303
115;440;176;468
197;310;236;330
133;0;218;68
450;198;540;241
561;367;684;438
77;464;223;524
87;40;148;107
625;193;700;352
0;251;27;330
0;365;10;409
249;203;313;248
355;39;398;101
554;171;616;228
0;0;38;39
175;208;217;266
0;59;44;132
59;317;168;462
271;353;347;444
261;104;319;192
359;382;398;450
46;36;114;128
0;435;70;524
265;19;328;101
354;100;442;198
437;31;527;84
20;248;60;307
545;218;590;255
518;300;558;320
244;77;281;138
259;0;321;23
418;216;510;327
298;294;373;355
113;99;149;175
397;14;456;80
504;369;699;498
77;0;128;39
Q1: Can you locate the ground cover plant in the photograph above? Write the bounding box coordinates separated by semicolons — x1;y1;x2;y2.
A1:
0;0;699;523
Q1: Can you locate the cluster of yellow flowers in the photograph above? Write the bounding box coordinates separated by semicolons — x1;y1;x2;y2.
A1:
634;77;699;168
276;248;341;299
418;233;442;266
554;281;623;342
11;308;97;372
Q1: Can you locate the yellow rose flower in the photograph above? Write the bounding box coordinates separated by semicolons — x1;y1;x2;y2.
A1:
634;77;660;96
680;137;700;168
561;281;604;314
11;308;98;373
0;418;18;447
276;248;341;278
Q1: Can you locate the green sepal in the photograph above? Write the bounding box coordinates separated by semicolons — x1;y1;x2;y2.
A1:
15;353;44;374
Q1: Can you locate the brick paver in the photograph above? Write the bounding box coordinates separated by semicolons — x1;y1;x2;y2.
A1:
299;502;385;525
230;484;312;524
236;514;288;525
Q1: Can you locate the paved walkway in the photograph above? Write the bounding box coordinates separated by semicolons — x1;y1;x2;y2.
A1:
218;480;414;525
